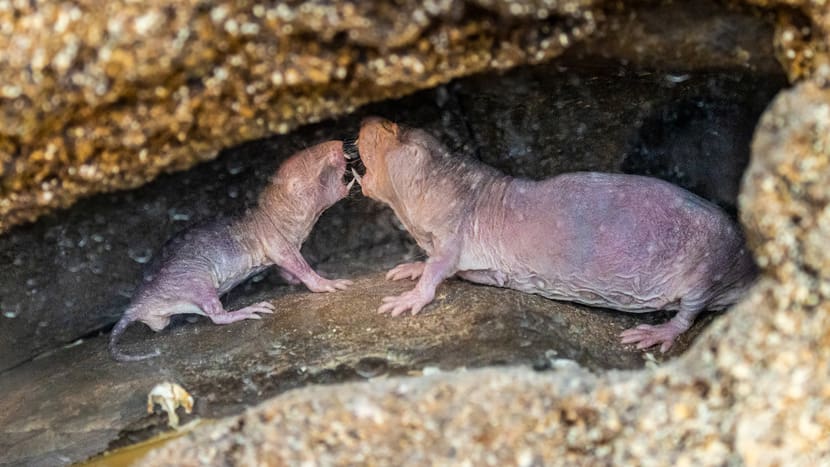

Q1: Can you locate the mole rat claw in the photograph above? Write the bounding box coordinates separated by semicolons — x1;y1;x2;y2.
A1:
211;302;276;325
309;278;353;293
386;262;425;281
241;301;276;314
619;323;684;353
330;279;353;290
378;289;432;317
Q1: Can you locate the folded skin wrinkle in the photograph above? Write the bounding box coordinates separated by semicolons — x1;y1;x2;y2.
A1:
109;141;354;362
355;117;757;352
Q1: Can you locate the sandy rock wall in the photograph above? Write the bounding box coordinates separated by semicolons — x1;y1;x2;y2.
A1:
0;0;598;232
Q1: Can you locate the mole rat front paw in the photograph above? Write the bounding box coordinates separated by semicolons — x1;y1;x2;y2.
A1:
378;289;433;317
308;278;353;293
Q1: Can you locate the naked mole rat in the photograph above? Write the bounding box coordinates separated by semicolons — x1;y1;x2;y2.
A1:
353;117;757;352
110;140;355;361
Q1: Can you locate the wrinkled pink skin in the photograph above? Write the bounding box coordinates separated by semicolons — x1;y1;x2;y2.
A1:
109;141;353;361
356;117;757;352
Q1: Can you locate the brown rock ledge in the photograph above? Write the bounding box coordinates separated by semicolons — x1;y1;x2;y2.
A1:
0;274;695;466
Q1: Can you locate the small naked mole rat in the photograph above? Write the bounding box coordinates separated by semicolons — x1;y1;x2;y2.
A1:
353;117;758;352
109;140;355;361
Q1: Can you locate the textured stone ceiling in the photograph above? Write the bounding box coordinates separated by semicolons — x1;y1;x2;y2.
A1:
2;0;826;233
0;0;601;231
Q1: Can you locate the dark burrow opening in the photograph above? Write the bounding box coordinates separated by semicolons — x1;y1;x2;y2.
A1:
0;26;789;467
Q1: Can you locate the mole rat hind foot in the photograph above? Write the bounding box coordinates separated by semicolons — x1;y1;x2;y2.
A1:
619;319;692;353
205;301;275;324
108;296;277;362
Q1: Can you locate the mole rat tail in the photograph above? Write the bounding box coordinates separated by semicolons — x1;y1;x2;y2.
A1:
109;312;161;362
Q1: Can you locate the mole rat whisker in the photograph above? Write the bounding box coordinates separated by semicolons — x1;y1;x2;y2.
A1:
351;168;362;186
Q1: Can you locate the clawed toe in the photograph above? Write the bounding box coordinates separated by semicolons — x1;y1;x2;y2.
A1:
377;297;403;316
231;301;276;318
245;302;275;314
334;279;353;290
386;263;424;281
377;290;430;317
377;301;409;317
311;278;353;292
619;323;680;352
229;311;262;322
619;326;653;343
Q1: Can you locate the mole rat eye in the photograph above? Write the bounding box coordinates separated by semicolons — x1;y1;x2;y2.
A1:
381;120;395;133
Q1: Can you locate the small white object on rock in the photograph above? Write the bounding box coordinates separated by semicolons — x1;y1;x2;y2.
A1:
147;382;194;429
421;366;442;376
550;358;580;371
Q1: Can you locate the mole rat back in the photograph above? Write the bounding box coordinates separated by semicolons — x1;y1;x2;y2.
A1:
491;172;755;313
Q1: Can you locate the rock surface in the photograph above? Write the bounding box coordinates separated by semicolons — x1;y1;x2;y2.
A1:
0;273;710;467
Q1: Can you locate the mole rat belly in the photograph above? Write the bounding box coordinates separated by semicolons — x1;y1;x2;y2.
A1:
505;272;681;312
489;174;727;312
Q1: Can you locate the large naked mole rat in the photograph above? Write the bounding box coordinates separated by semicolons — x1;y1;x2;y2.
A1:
354;117;757;352
110;140;355;361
